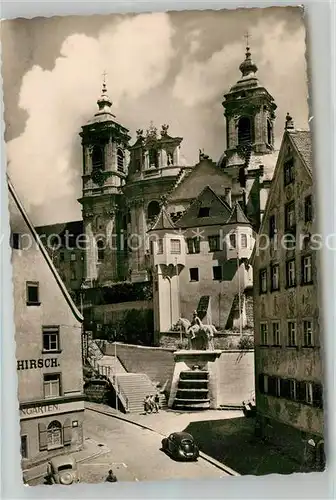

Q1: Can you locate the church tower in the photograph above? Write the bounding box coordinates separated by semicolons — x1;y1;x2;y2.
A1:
123;123;186;283
78;78;131;287
220;37;277;229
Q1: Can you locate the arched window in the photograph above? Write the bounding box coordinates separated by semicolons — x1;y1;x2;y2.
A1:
117;148;124;172
238;116;252;145
97;239;105;261
267;120;272;145
148;149;159;168
92;145;104;170
47;421;63;450
147;201;160;220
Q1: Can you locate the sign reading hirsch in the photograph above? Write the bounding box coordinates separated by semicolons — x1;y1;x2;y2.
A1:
17;358;60;370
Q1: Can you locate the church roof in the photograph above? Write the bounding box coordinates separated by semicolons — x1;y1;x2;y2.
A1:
7;176;83;323
287;130;312;174
175;185;232;228
226;202;251;225
149;206;176;231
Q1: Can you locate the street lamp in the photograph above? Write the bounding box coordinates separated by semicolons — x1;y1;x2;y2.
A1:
236;230;243;338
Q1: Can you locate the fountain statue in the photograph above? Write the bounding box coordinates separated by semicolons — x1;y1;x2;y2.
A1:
176;311;217;351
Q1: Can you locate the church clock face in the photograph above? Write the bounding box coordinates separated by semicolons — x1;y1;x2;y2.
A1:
91;168;105;187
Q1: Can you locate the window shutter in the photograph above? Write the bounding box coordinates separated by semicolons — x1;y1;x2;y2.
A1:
312;383;323;409
258;374;264;394
63;418;72;445
296;381;306;403
38;423;48;451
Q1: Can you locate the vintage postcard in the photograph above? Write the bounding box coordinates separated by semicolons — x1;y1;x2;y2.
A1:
1;5;325;487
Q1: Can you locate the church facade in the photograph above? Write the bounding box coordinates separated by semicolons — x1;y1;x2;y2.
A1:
38;44;281;337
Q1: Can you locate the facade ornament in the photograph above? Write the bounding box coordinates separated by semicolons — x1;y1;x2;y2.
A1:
146;121;157;140
161;124;169;136
136;129;143;139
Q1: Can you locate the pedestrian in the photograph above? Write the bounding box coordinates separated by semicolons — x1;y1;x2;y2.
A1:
149;394;157;413
144;395;151;414
154;393;160;413
105;469;117;483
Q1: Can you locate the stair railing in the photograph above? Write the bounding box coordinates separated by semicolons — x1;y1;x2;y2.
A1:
111;375;129;413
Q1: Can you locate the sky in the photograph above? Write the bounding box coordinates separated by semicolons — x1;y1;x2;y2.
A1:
1;6;309;226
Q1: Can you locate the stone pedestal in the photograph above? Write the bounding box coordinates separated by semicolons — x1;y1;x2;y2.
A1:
168;350;222;410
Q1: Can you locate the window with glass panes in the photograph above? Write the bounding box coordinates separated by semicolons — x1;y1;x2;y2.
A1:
157;239;163;254
208;235;220;252
43;327;60;352
170;239;181;254
302;255;312;284
286;259;296;287
303;320;313;346
271;264;279;291
44;374;61;398
26;281;40;305
287;321;297;346
229;233;237;249
285;201;296;230
240;234;248;248
259;269;267;293
272;321;280;345
260;323;268;345
47;421;63;449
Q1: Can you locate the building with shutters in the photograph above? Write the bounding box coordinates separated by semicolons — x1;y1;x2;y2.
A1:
8;177;85;468
251;119;325;470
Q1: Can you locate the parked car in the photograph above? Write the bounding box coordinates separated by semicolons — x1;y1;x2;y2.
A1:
45;455;80;485
161;432;199;461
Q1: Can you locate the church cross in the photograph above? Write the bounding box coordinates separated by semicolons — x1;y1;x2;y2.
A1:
244;32;250;47
102;70;107;83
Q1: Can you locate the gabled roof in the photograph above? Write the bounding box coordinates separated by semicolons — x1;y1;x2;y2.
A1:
7;176;83;323
175;185;232;228
149;206;175;232
287;130;312;175
36;220;84;243
226;202;251;225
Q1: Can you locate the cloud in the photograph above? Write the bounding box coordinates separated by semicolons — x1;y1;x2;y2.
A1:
6;12;175;223
172;16;308;145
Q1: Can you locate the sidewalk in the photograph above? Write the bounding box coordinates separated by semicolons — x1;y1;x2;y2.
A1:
22;437;110;484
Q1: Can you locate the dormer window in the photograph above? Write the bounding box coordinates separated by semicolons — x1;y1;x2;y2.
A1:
198;207;210;218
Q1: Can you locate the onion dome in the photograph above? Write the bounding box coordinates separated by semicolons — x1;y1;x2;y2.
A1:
96;81;112;113
239;45;258;77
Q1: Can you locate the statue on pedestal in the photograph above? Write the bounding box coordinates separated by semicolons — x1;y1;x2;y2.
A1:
175;311;217;350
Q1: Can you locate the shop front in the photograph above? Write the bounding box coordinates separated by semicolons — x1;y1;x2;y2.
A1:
20;396;84;468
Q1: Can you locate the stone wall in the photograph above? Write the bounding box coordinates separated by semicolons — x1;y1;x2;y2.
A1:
103;342;255;407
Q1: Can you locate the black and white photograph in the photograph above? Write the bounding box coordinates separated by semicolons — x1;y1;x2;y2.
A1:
1;5;326;487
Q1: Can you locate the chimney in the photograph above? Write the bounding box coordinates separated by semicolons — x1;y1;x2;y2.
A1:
225;188;232;207
285;112;295;130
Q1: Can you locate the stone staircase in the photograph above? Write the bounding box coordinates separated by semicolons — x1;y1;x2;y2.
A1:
113;373;166;414
173;370;210;410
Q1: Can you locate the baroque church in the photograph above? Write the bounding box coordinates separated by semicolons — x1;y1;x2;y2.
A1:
36;43;283;336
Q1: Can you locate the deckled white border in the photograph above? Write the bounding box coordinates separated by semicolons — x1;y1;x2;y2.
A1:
1;1;335;499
